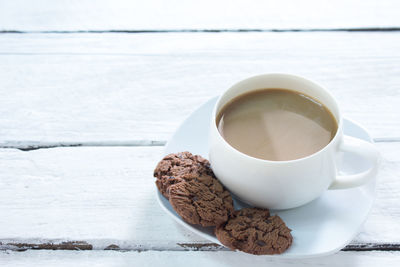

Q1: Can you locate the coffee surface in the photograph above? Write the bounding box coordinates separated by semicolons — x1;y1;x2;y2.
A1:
217;89;337;161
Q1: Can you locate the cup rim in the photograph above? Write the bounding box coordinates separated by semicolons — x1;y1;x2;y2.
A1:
212;73;343;164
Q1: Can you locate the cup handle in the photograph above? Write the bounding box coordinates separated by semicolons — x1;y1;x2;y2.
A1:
329;135;380;189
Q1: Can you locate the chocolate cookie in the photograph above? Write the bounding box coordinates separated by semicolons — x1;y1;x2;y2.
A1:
215;208;293;255
154;152;214;198
168;173;234;227
155;173;195;199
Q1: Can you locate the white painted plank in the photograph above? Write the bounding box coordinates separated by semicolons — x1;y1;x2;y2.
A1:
0;32;399;145
0;143;398;249
1;250;400;267
0;0;399;31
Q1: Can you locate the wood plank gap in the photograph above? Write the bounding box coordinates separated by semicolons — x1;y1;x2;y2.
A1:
342;243;400;252
1;138;398;151
1;241;400;252
373;137;400;143
0;140;167;151
0;241;92;252
2;27;400;34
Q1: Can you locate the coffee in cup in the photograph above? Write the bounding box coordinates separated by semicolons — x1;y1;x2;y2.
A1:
216;88;338;161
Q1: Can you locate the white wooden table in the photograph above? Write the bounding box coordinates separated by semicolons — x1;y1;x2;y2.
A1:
0;1;399;266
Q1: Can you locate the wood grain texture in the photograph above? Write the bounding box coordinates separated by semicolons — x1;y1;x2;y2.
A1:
0;2;398;263
0;0;399;31
0;143;398;250
0;32;399;146
1;250;400;267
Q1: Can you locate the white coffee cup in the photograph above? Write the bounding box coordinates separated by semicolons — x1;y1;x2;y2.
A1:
209;73;380;210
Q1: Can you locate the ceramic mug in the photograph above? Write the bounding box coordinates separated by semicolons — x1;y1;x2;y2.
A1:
209;73;380;210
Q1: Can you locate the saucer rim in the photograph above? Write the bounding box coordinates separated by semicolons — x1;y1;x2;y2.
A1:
156;96;376;258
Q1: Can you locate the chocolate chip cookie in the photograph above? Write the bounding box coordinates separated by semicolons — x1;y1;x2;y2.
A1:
154;152;214;198
215;208;293;255
168;173;234;227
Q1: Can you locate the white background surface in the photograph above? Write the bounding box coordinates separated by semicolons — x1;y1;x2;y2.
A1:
0;0;399;266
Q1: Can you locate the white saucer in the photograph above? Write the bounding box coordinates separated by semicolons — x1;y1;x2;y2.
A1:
157;96;377;258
